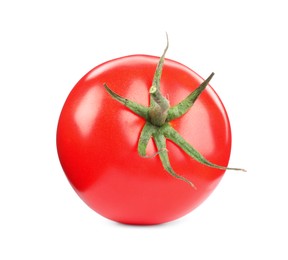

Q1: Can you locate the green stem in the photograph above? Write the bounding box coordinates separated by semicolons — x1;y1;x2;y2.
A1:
151;32;169;94
138;122;157;157
167;72;215;122
103;83;149;119
153;131;196;188
148;33;170;127
162;124;246;172
103;36;246;188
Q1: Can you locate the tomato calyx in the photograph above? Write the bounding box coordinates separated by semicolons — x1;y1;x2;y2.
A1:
103;36;246;188
148;37;170;127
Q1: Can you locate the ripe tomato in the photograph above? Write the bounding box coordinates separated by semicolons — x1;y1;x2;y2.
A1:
57;52;234;225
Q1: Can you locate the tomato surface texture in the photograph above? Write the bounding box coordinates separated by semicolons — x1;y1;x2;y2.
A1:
57;54;233;225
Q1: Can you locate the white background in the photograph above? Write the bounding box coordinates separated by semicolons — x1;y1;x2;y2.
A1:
1;0;287;259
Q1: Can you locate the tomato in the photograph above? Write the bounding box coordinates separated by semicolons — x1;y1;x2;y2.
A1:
57;43;243;224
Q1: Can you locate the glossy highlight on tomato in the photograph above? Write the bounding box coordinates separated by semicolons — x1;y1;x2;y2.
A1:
57;51;235;225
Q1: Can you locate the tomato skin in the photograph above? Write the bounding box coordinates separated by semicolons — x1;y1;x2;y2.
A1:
56;55;231;224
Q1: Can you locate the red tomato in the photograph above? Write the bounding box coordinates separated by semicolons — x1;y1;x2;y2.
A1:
57;55;232;225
